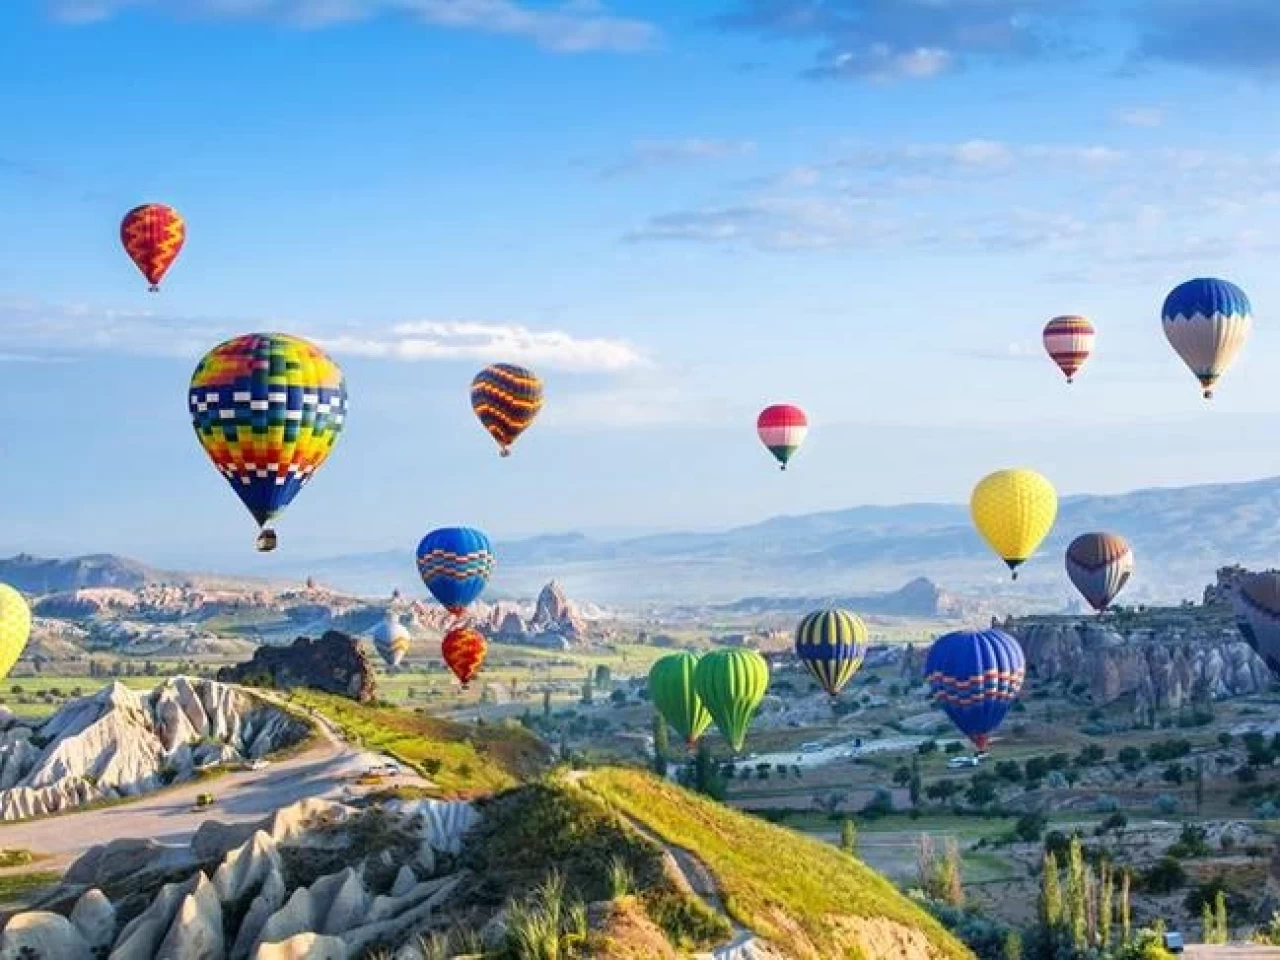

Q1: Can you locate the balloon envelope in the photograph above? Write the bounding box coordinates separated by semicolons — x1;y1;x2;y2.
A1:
1065;533;1133;612
442;625;487;688
694;649;769;753
1162;278;1252;399
1042;316;1095;383
121;203;186;290
0;585;31;681
925;629;1026;751
970;469;1057;578
189;334;347;547
1235;573;1280;677
648;652;712;746
794;608;867;696
416;527;494;614
371;617;411;668
471;364;544;456
757;405;808;470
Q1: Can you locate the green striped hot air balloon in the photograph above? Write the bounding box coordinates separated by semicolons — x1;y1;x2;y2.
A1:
648;652;712;748
694;648;769;753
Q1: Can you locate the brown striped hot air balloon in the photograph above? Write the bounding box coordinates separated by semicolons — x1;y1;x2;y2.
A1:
471;363;543;456
1042;315;1095;383
1065;532;1133;613
121;203;186;291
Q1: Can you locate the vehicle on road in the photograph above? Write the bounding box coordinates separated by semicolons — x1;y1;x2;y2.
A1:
1163;931;1183;954
947;756;980;769
249;759;269;771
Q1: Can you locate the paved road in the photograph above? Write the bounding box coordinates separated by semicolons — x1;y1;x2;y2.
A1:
1185;948;1280;958
0;696;427;871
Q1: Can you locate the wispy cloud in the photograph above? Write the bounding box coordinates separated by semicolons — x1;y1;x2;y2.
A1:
600;139;757;178
1114;106;1167;127
0;302;647;373
47;0;659;52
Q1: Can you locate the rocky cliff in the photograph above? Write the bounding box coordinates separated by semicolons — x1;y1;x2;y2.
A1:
0;678;308;820
217;631;377;703
1010;614;1271;712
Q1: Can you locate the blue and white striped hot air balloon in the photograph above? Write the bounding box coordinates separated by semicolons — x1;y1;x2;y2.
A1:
1162;278;1252;399
924;629;1025;752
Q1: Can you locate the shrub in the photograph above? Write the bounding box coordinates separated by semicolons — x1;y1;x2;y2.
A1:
1093;795;1120;813
605;856;634;899
1168;824;1210;859
1142;857;1187;894
1152;794;1179;815
1014;812;1046;843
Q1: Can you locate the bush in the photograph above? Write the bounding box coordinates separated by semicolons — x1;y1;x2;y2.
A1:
1119;746;1143;771
1096;812;1128;835
1142;857;1187;893
1092;795;1120;813
1152;794;1179;815
861;789;895;819
1168;824;1210;859
1014;812;1046;843
1147;739;1192;762
944;741;964;755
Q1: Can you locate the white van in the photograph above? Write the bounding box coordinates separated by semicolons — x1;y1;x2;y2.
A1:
946;756;979;769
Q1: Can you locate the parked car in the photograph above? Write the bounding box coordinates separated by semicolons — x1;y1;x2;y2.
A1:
1162;931;1183;954
946;756;979;769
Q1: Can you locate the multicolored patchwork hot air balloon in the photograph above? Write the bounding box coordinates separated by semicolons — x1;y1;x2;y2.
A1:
648;652;712;748
471;364;544;456
416;527;494;615
1162;278;1252;399
442;624;487;688
756;404;808;471
694;649;769;753
970;469;1058;580
121;203;186;291
0;585;31;682
189;334;347;552
1065;532;1133;613
371;617;411;668
1042;315;1095;384
794;608;867;697
925;629;1025;752
1234;573;1280;677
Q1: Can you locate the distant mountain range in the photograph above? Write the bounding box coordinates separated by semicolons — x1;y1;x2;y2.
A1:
264;475;1280;607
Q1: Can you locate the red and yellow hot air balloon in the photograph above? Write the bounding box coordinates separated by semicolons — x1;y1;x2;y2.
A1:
1042;315;1095;383
442;625;487;689
121;204;186;291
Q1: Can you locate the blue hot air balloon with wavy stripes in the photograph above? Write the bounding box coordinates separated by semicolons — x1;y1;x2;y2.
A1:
415;527;494;615
794;608;868;697
924;629;1025;751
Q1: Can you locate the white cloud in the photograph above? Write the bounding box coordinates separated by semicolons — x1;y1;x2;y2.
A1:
1115;106;1167;127
320;320;646;371
47;0;658;52
0;302;646;373
600;139;757;177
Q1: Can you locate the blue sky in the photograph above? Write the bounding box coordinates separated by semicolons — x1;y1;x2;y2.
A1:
3;0;1280;570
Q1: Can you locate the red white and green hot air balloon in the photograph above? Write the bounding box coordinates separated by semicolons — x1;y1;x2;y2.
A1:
756;404;807;471
1042;315;1095;384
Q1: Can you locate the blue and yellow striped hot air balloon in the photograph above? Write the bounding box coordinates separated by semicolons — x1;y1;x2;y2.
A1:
415;527;494;616
471;363;544;456
794;608;868;697
924;629;1025;752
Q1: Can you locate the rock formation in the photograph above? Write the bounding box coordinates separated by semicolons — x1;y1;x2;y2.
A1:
1011;615;1271;713
1;797;479;960
0;677;308;820
218;631;377;703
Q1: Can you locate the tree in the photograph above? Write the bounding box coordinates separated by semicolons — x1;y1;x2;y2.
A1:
543;690;552;719
594;664;611;689
1002;931;1022;960
1015;812;1047;843
1039;851;1062;930
1214;889;1228;944
1120;868;1132;945
651;713;669;777
840;818;857;855
909;768;922;808
893;765;912;786
692;741;725;801
1099;860;1114;950
1202;902;1215;946
1118;746;1143;772
580;675;594;705
1066;835;1087;951
1195;756;1206;813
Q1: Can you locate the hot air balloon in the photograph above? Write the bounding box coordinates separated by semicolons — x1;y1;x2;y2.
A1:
442;624;487;689
1234;573;1280;676
1042;315;1095;384
120;203;186;291
416;527;494;615
371;617;411;668
471;364;544;456
694;649;769;753
794;608;867;697
0;585;31;681
189;334;347;552
1162;278;1252;399
924;629;1025;752
1065;532;1133;613
648;652;712;747
970;469;1058;580
756;404;808;471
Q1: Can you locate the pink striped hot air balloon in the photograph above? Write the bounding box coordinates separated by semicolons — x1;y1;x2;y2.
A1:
1043;315;1095;383
757;404;808;471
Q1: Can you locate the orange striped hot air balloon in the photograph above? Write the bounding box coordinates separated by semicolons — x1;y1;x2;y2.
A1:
1042;315;1095;383
121;203;186;291
471;364;543;456
442;624;487;689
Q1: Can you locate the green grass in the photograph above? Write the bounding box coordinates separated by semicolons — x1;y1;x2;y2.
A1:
0;870;60;904
0;849;40;868
288;689;551;796
585;768;972;960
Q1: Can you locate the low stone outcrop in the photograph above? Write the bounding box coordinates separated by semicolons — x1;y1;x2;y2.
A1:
217;632;377;703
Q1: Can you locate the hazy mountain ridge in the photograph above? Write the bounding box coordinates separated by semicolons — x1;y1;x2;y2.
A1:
280;476;1280;604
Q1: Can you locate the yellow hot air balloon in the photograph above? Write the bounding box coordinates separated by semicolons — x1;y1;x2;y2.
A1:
970;469;1057;580
0;585;31;681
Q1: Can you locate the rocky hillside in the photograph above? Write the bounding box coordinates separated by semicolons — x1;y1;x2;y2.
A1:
1007;608;1271;713
2;773;970;960
0;678;309;820
217;632;377;703
723;576;991;620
